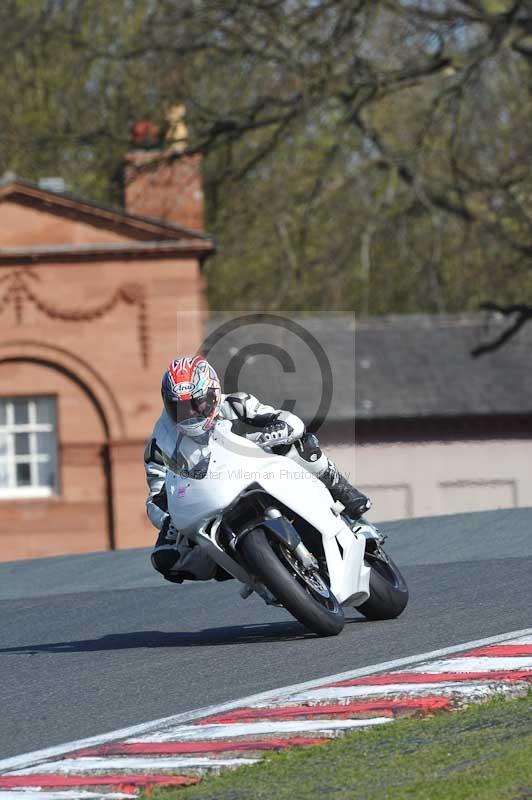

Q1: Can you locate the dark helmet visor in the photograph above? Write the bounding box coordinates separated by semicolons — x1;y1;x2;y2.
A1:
163;388;219;425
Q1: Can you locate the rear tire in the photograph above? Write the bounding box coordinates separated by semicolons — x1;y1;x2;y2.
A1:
240;528;344;637
357;552;409;620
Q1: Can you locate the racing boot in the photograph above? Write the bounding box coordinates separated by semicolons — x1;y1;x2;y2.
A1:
320;460;371;520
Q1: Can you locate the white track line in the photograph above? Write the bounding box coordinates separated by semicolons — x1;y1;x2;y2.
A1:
408;657;532;673
8;756;257;775
1;627;530;774
129;718;391;742
281;681;521;703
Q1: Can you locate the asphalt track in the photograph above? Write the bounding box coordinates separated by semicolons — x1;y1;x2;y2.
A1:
0;507;531;760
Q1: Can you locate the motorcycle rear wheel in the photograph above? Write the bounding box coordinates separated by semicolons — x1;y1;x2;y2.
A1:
240;528;345;637
357;551;409;620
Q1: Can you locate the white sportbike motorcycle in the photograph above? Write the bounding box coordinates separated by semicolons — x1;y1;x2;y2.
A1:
166;420;408;637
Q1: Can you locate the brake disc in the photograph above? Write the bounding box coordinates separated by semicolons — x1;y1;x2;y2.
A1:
280;545;330;598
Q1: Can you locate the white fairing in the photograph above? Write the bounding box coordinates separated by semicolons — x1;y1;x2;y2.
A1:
166;420;370;605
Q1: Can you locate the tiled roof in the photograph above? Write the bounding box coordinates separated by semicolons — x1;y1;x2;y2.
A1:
205;313;532;422
354;314;532;420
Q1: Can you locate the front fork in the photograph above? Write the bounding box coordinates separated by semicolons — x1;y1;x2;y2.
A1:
195;517;281;606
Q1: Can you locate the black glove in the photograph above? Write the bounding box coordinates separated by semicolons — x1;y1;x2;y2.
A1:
250;420;294;449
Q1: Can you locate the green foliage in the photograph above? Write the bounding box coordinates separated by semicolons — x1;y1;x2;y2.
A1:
1;1;531;317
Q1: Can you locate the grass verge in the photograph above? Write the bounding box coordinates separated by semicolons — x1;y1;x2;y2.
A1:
148;690;532;800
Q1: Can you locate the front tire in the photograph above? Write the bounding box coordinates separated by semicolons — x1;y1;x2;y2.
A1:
357;551;409;620
240;528;345;637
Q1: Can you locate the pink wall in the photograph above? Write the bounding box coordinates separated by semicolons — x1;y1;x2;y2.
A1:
326;438;532;521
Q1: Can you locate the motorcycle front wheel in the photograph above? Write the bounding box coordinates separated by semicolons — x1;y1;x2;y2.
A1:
240;528;345;637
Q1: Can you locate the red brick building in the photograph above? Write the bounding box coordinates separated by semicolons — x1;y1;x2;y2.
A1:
0;151;213;560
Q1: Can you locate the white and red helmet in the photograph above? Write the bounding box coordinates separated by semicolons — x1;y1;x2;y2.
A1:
162;356;222;437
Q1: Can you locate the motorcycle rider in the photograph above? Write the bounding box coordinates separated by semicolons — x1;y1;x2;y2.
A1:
145;355;371;583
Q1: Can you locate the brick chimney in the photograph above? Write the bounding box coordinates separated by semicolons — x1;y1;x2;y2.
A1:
124;106;204;232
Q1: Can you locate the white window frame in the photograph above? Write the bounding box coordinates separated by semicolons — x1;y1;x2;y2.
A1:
0;397;58;499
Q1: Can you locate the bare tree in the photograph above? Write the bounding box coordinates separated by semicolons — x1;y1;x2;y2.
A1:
1;1;531;326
